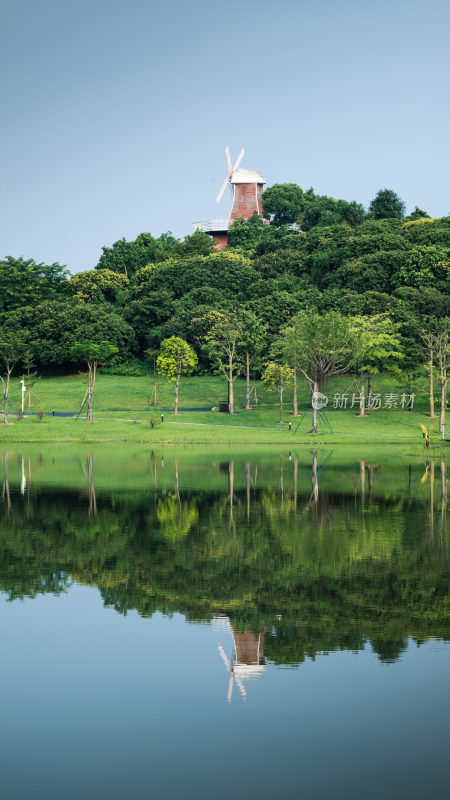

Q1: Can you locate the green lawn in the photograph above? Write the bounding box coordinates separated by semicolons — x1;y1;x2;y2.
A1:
0;372;447;454
3;370;433;413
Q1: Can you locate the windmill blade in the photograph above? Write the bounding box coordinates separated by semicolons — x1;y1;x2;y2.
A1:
227;674;234;702
232;147;245;173
218;643;231;670
234;672;247;702
216;176;230;204
225;146;232;176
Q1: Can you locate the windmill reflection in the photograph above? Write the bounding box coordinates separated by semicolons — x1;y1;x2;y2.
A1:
216;617;265;703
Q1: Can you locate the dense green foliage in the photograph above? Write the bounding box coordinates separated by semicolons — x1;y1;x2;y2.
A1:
1;184;449;384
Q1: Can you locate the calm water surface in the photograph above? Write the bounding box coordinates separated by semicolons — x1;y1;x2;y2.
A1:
0;448;449;799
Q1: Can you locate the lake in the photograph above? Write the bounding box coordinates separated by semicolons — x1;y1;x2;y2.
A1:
0;447;449;799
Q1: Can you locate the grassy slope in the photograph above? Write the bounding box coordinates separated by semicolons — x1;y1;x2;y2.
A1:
4;372;428;413
0;373;447;453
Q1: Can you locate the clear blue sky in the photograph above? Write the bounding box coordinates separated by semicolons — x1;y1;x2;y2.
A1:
1;0;449;273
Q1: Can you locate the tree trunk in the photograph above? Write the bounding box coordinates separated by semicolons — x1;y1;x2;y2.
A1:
88;362;96;423
245;352;250;410
358;372;365;417
367;375;372;407
293;372;298;417
429;348;436;417
440;372;447;432
174;376;179;415
229;361;234;414
88;389;93;423
310;381;318;434
279;379;284;423
2;370;10;425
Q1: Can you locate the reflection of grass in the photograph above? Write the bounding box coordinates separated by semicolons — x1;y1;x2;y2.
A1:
0;444;445;509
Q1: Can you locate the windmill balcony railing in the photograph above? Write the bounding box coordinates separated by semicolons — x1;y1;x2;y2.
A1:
193;219;229;233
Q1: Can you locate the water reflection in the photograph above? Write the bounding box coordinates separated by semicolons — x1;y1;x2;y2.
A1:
0;448;449;672
217;618;266;702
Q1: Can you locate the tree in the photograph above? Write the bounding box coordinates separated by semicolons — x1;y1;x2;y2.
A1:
5;300;136;367
202;310;246;414
368;189;406;220
69;341;118;423
0;256;68;313
283;311;358;432
0;333;28;424
228;213;275;250
426;319;450;431
349;315;404;416
422;326;439;418
173;230;213;257
261;362;295;422
262;184;306;226
156;337;198;415
67;269;129;303
407;206;430;221
282;324;303;416
237;310;267;410
22;349;40;409
95;232;178;278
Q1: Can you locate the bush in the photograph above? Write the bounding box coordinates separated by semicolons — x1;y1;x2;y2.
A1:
102;357;150;376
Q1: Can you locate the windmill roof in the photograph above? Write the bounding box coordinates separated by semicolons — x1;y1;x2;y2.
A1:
231;168;265;185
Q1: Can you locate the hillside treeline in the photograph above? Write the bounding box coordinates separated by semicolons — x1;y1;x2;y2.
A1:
1;185;449;374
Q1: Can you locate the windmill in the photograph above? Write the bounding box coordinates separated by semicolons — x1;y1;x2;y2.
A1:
193;146;266;249
216;145;265;224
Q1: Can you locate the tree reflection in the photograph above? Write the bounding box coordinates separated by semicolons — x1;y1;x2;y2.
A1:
0;452;448;668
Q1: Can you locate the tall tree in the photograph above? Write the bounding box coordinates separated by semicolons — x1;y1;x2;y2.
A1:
422;327;438;418
350;315;405;416
261;362;295;423
156;336;198;415
69;341;118;423
67;269;129;303
237;310;267;410
0;333;28;425
202;310;247;414
430;319;450;431
0;257;67;312
283;311;358;432
407;206;430;220
262;183;306;226
368;189;406;220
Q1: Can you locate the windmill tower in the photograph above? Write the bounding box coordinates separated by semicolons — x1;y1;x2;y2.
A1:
193;147;266;249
